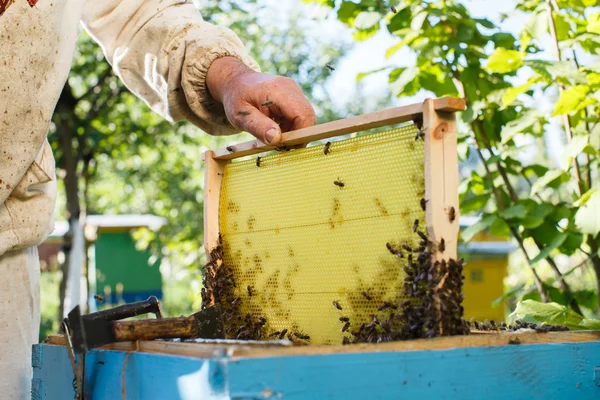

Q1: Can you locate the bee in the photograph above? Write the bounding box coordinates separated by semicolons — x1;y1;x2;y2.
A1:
384;301;398;310
294;332;310;340
274;144;291;151
256;316;267;326
94;294;104;303
391;5;397;13
448;206;456;223
256;156;261;167
342;336;350;345
339;316;350;322
269;331;281;338
333;300;343;310
262;100;274;107
361;291;373;301
279;329;288;340
417;231;428;242
415;129;425;141
378;303;390;311
420;198;428;211
341;322;351;332
401;244;413;252
413;219;419;233
237;110;251;116
326;64;335;71
386;242;403;258
324;141;332;155
247;285;253;297
333;178;345;188
439;238;446;253
226;146;234;153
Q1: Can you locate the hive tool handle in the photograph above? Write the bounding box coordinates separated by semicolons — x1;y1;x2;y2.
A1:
85;296;163;321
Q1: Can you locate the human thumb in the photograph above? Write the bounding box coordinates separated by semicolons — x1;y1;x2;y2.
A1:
233;108;282;144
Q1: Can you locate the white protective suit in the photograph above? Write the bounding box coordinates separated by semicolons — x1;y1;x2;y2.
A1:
0;1;258;398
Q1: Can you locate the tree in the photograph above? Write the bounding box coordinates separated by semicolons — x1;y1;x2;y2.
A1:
305;0;600;315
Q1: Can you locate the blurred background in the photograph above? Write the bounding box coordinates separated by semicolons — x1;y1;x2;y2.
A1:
40;0;600;339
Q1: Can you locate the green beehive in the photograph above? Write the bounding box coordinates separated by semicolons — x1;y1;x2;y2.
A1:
88;215;166;305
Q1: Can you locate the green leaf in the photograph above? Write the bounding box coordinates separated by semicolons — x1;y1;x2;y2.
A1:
580;319;600;330
575;191;600;235
490;217;511;237
500;205;527;219
560;135;589;170
588;12;600;35
385;33;418;59
410;10;428;31
502;78;536;107
389;66;419;96
530;232;568;265
460;194;491;213
574;189;597;207
524;10;549;39
491;32;516;50
353;11;382;30
529;203;554;219
487;48;524;74
357;67;390;82
474;18;495;29
508;300;598;330
492;283;526;308
519;216;545;229
352;25;380;41
461;215;496;242
530;169;569;196
553;85;592;116
524;60;588;84
500;110;544;143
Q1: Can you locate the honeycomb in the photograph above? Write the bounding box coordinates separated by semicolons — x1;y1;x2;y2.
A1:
219;124;425;344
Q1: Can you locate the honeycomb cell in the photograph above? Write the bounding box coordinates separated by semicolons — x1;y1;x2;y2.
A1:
219;124;425;344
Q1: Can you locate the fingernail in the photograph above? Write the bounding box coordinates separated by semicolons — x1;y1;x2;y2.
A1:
265;128;279;144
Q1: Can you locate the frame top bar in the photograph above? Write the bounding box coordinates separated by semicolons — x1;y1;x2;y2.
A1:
209;96;465;161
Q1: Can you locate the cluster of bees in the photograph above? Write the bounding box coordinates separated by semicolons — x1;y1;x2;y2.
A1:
201;238;266;340
334;199;468;344
471;319;569;333
201;237;311;342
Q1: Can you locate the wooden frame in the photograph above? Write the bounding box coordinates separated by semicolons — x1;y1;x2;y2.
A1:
202;96;465;255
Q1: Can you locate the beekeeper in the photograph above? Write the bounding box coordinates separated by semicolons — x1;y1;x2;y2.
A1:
0;1;316;398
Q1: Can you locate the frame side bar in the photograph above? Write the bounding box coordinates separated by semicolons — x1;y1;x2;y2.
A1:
213;97;465;160
423;98;459;262
203;150;226;254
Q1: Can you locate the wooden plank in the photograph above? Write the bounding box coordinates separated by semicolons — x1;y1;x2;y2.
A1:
33;339;600;399
212;97;465;161
423;98;459;263
203;150;226;254
43;330;600;360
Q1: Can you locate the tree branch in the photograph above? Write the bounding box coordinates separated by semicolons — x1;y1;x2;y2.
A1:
472;140;548;301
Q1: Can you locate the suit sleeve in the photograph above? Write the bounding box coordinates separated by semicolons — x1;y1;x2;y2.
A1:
81;0;260;136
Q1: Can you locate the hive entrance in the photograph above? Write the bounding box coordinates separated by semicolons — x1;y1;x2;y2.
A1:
203;98;465;344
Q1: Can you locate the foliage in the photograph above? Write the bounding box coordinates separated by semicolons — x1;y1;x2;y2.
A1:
509;300;600;330
305;0;600;316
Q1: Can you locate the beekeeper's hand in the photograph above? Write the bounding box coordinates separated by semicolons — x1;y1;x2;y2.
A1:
206;57;317;145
